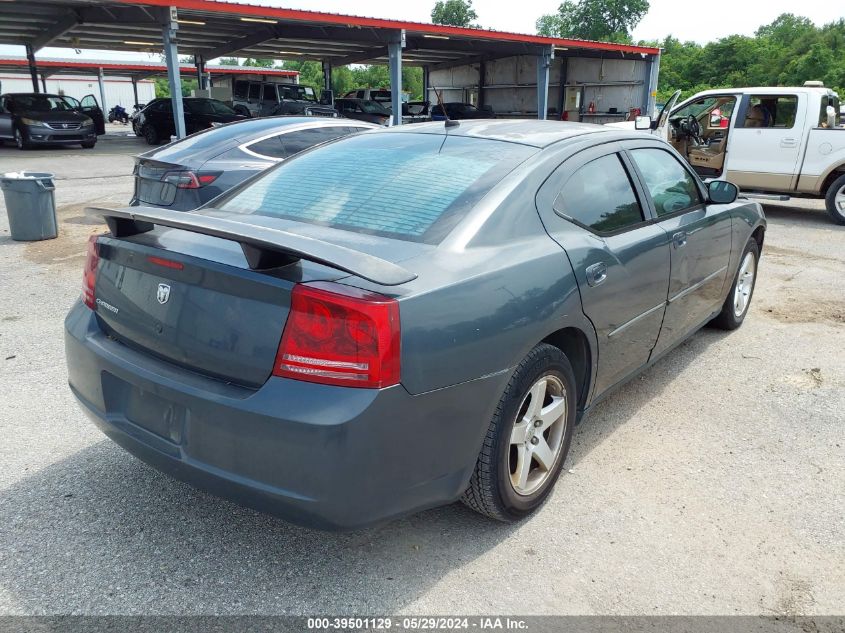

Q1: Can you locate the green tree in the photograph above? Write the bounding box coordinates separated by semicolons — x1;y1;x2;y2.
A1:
217;57;239;66
431;0;478;27
154;77;198;98
243;58;275;68
536;0;649;43
639;13;845;105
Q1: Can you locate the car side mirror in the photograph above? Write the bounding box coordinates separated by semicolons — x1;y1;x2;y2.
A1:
635;115;652;130
708;180;738;204
826;105;837;128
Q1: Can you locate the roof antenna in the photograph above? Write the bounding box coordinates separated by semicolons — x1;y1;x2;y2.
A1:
435;89;459;128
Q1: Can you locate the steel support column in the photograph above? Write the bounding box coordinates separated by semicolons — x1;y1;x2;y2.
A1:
131;78;139;107
422;65;429;104
195;55;206;90
536;45;553;120
557;57;567;120
387;30;405;126
161;6;186;139
40;74;47;93
477;60;486;109
97;67;107;115
645;52;661;117
25;44;39;93
321;61;332;104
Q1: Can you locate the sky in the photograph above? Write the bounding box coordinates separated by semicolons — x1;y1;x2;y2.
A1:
0;0;837;61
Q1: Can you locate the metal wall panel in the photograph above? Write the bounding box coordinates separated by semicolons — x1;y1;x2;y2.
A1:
429;54;652;120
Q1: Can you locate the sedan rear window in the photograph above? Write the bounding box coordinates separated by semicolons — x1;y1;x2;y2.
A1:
216;132;536;243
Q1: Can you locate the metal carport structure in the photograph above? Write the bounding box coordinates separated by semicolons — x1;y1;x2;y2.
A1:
0;0;661;136
0;56;298;113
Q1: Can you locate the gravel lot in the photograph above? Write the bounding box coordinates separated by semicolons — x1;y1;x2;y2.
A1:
0;138;842;616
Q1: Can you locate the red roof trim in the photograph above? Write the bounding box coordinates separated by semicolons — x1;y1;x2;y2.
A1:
115;0;661;55
0;58;298;76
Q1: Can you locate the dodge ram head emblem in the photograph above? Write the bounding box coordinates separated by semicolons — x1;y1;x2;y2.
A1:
156;283;171;305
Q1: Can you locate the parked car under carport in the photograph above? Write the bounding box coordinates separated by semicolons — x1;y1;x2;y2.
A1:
0;92;103;149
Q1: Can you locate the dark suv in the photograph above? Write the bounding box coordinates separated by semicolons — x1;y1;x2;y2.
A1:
232;80;336;118
0;93;101;149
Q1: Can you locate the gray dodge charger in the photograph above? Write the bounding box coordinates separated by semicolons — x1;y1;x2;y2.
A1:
65;120;766;529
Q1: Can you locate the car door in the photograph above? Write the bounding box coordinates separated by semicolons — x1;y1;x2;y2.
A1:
625;143;733;357
0;97;12;139
725;92;805;191
80;94;105;135
247;82;261;116
259;84;277;117
536;143;671;396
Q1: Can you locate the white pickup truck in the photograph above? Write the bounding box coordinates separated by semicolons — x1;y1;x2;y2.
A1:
610;84;845;224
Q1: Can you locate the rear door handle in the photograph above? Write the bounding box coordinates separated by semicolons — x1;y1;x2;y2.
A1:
585;262;607;287
780;138;798;148
672;231;688;248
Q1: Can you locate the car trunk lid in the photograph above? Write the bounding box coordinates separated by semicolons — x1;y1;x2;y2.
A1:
134;158;183;207
86;206;421;388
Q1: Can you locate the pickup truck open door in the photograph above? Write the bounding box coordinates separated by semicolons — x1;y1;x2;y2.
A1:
653;90;682;141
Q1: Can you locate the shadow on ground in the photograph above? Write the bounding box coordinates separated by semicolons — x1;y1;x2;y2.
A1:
0;325;729;614
760;203;832;227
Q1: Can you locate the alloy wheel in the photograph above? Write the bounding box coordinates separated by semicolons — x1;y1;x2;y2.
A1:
733;251;757;317
835;184;845;217
509;375;568;496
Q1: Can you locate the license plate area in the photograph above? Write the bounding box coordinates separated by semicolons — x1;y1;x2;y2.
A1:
101;372;187;444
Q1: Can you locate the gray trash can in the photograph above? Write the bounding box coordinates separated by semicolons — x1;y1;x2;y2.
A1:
0;171;58;241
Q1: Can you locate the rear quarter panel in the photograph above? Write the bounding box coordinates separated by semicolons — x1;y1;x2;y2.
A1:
799;128;845;192
391;155;598;398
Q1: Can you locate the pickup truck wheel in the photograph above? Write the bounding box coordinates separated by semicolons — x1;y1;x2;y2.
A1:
711;238;759;330
825;173;845;226
461;343;576;522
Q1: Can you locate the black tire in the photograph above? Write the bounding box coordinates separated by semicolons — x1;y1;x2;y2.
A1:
81;141;96;149
710;237;760;330
462;343;577;522
14;126;31;150
824;173;845;226
142;124;160;145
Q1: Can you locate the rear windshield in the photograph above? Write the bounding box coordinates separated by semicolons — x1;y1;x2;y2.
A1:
359;100;390;114
216;132;536;243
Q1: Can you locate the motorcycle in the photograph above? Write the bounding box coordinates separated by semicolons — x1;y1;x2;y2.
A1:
108;105;129;124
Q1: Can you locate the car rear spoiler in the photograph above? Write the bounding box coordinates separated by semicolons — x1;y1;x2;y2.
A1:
85;206;418;287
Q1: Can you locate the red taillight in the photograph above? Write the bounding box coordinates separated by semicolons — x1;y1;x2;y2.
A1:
162;170;219;189
81;235;100;309
273;282;400;389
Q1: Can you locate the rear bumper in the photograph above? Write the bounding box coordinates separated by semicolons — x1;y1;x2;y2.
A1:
65;302;506;529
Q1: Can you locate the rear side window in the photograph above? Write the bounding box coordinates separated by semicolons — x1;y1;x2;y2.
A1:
554;154;644;234
743;95;798;128
245;136;287;159
245;127;354;160
280;127;351;155
217;132;536;243
248;83;261;100
234;81;248;99
263;84;276;102
630;148;703;216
